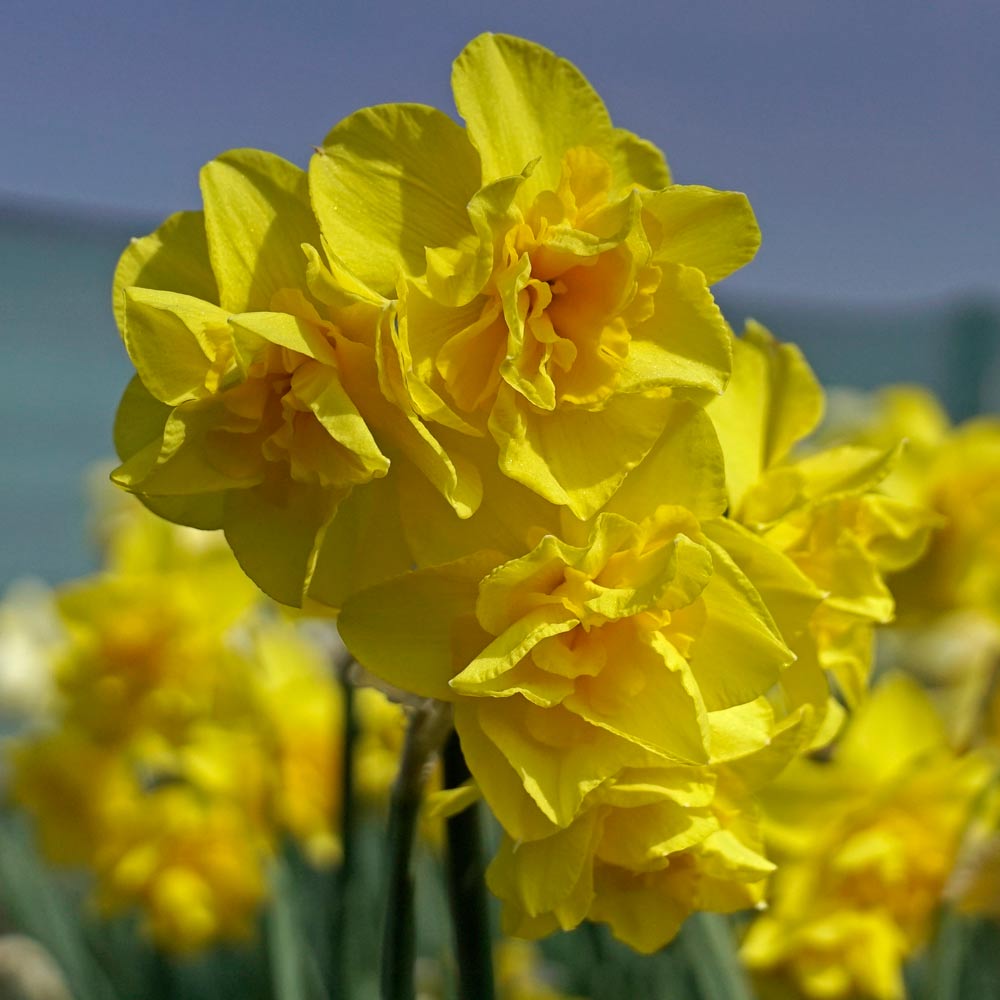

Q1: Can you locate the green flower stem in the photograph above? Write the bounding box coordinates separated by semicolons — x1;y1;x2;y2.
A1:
381;700;452;1000
443;731;496;1000
331;655;358;1000
680;912;756;1000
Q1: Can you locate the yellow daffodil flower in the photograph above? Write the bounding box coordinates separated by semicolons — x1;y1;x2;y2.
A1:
709;324;936;708
837;387;1000;624
341;505;794;831
109;155;417;607
742;674;993;1000
310;33;759;519
819;386;1000;748
10;491;351;953
93;786;268;954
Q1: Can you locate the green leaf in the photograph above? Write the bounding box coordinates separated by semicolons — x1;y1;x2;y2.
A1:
266;858;328;1000
0;814;121;1000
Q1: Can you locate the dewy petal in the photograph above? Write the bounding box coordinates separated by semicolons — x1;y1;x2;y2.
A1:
123;289;233;405
113;210;218;336
200;149;321;312
643;186;761;285
310;103;481;296
452;33;614;201
489;384;675;520
338;553;501;702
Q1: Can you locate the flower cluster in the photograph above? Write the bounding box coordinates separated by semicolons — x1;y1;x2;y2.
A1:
111;35;929;950
11;495;344;953
742;675;993;1000
822;386;1000;748
822;385;1000;628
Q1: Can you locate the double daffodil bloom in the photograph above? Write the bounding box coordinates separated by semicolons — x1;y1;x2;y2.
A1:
12;493;349;953
311;33;759;519
709;323;936;707
484;747;790;953
93;785;268;955
340;495;812;949
835;386;1000;625
110;154;426;607
743;675;993;1000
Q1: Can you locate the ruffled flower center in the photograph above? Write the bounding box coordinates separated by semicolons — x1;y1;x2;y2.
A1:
436;148;660;416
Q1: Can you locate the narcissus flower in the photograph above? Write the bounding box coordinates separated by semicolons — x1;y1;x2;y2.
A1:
340;493;815;949
93;786;268;954
828;386;1000;625
10;490;348;952
310;33;759;519
485;756;779;953
112;33;759;606
820;386;1000;748
708;323;935;707
742;675;993;1000
110;155;416;607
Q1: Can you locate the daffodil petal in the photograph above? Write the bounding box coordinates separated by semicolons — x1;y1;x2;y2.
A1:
596;801;717;869
644;185;760;284
305;475;412;613
564;629;710;763
123;289;232;405
623;261;732;398
113;210;218;335
488;812;600;921
590;861;696;953
475;698;655;827
113;401;259;496
112;376;226;529
338;553;501;701
223;480;338;607
453;702;559;842
452;33;614;200
710;323;824;514
610;128;671;192
490;384;675;519
688;540;794;710
310;103;481;296
605;402;728;522
450;605;580;694
200;149;320;312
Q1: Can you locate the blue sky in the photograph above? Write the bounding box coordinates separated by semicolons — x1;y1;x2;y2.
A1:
4;0;999;301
